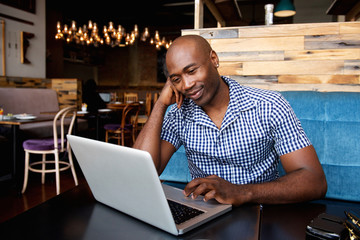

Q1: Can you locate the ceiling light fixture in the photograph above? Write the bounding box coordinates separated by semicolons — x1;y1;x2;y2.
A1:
274;0;296;17
55;20;172;49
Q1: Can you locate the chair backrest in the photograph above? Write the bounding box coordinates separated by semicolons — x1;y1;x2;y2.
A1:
145;92;152;117
124;92;138;103
153;92;159;105
121;103;141;129
52;106;77;152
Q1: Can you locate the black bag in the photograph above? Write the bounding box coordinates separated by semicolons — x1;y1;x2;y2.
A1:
305;213;348;240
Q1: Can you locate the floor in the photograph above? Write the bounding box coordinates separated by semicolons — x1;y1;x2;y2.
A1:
0;167;87;224
0;126;136;224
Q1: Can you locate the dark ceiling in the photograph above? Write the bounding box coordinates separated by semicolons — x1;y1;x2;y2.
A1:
49;0;293;41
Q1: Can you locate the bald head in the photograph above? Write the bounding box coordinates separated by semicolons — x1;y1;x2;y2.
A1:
167;35;212;57
165;35;214;78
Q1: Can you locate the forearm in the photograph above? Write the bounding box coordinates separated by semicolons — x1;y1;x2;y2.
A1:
133;100;169;170
232;168;327;206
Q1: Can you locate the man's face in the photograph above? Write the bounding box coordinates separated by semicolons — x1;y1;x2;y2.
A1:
166;42;220;107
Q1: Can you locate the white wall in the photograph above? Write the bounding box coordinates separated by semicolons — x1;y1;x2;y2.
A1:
0;0;46;78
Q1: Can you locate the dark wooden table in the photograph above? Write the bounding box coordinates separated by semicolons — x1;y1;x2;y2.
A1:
260;199;360;240
0;181;359;239
106;102;127;110
0;183;261;240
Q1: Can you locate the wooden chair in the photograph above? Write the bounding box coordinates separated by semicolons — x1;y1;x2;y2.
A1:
124;92;138;103
21;106;78;195
153;92;159;105
137;92;152;123
104;103;141;146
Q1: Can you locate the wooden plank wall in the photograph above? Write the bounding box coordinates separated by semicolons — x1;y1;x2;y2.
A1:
0;76;51;88
51;78;82;109
182;22;360;91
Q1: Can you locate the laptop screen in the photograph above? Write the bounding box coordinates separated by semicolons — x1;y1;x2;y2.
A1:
99;92;111;103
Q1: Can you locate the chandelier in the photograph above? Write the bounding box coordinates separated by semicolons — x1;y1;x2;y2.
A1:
55;20;172;49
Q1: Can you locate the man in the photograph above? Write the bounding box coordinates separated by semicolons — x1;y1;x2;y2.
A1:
133;35;327;206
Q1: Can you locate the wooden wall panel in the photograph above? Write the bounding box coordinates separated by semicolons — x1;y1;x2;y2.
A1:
218;62;243;75
210;37;304;52
305;34;360;50
0;77;51;88
0;76;6;87
340;22;360;34
278;75;360;84
243;61;344;75
284;49;360;61
344;60;360;75
218;51;284;62
182;22;360;90
51;78;81;109
237;23;339;38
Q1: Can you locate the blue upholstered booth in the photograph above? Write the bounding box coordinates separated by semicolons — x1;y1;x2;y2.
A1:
159;91;360;202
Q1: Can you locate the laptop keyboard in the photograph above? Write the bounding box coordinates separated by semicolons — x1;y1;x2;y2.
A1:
167;199;205;225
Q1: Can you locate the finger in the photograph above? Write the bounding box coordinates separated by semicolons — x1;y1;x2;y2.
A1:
205;174;219;179
173;87;182;109
189;181;216;200
183;178;205;197
169;84;179;105
169;83;183;109
177;93;184;109
203;190;216;202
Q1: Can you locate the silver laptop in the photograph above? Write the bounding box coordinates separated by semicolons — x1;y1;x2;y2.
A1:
67;135;232;236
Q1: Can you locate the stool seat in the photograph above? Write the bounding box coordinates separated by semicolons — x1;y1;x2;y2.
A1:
23;138;64;151
104;123;132;131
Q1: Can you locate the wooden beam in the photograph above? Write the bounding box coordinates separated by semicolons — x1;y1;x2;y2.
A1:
326;0;359;15
194;0;226;28
203;0;226;27
346;1;360;21
194;0;204;29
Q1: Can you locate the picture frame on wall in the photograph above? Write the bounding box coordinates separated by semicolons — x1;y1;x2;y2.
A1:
0;19;5;76
20;31;34;64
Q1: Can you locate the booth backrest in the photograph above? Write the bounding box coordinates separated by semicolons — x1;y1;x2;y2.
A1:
0;88;63;138
281;91;360;202
160;91;360;202
0;88;59;116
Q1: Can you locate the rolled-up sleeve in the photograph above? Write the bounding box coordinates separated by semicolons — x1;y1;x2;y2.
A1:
271;95;311;156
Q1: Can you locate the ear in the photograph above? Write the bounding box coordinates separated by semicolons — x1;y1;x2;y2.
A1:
209;50;219;68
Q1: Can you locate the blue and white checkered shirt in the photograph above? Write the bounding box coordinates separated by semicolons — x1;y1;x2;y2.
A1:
161;77;311;184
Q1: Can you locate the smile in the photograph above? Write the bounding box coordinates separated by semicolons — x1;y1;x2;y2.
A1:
186;87;204;101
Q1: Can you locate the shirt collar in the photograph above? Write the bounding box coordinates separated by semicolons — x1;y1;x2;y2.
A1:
223;76;256;112
182;76;257;128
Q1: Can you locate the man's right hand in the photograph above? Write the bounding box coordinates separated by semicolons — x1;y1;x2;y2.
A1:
158;79;184;109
